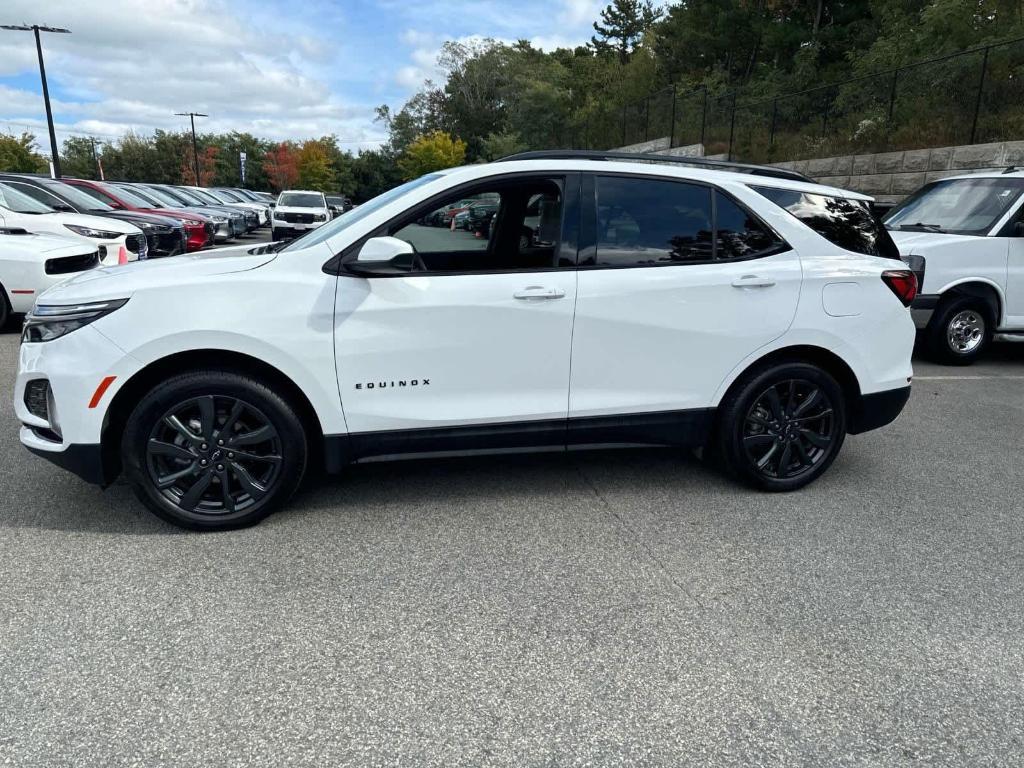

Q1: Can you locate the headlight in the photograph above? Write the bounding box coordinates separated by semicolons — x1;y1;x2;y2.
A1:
64;224;122;239
22;299;129;343
313;213;326;222
211;215;227;223
184;219;202;226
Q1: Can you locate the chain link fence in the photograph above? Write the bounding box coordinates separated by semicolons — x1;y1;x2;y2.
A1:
569;37;1024;161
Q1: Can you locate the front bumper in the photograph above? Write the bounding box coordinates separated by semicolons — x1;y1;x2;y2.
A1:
16;324;140;484
272;221;325;238
21;430;108;485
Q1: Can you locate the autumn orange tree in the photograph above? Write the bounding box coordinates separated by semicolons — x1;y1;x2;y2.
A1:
262;142;299;191
179;145;219;185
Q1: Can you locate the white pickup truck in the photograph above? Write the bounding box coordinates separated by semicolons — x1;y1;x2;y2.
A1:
270;190;331;241
885;171;1024;364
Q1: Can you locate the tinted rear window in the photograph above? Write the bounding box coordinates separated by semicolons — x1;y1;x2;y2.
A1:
754;186;900;259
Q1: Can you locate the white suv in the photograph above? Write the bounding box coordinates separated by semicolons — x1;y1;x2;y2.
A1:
884;171;1024;364
271;190;330;240
13;152;917;530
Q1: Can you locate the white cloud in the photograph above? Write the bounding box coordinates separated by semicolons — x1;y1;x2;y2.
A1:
559;0;603;26
0;0;387;152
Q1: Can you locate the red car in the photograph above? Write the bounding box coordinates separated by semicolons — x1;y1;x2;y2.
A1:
64;178;213;251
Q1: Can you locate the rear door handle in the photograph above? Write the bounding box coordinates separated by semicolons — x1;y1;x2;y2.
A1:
513;286;566;300
731;275;776;288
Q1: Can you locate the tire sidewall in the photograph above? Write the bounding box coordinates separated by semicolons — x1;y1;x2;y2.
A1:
0;284;9;331
122;370;307;530
718;362;847;492
929;297;990;365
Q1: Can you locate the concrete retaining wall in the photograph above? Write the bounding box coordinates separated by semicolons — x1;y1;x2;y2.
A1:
615;138;1024;202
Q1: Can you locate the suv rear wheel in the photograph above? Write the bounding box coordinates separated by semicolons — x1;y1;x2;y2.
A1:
926;295;991;365
122;370;308;530
715;362;846;491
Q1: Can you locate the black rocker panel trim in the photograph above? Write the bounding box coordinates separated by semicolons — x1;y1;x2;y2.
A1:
323;408;715;470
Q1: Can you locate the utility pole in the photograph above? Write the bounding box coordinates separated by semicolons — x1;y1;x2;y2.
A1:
1;24;70;178
89;137;104;180
175;111;208;185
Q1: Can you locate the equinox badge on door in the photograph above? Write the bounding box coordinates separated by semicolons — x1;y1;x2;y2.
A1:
355;379;431;390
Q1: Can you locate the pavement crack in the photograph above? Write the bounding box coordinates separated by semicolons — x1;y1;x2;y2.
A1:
571;460;710;612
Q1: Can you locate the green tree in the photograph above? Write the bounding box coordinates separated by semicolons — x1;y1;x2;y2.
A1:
397;131;467;180
479;131;527;160
591;0;662;64
60;136;102;179
0;132;47;173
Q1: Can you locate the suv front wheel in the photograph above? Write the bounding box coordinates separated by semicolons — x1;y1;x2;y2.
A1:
122;370;308;530
715;362;847;492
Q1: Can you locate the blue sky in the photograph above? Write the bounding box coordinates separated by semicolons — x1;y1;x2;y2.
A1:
0;0;604;154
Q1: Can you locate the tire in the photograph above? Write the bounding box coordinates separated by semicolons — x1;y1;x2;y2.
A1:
715;362;846;492
0;284;9;331
925;296;991;365
121;369;308;531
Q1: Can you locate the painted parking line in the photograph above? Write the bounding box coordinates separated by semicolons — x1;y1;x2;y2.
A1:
915;375;1024;380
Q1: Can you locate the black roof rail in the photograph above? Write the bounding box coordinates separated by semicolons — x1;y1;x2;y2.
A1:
497;149;813;183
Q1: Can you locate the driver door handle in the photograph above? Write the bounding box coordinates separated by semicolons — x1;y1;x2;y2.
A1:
513;286;566;301
731;275;776;289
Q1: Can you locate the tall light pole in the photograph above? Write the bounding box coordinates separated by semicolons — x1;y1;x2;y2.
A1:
175;111;207;185
1;24;70;178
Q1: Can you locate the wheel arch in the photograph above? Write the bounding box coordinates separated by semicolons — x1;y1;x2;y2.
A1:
714;344;864;431
100;348;326;483
934;279;1004;326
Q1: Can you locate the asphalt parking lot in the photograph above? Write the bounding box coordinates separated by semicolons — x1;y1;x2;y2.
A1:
1;309;1023;765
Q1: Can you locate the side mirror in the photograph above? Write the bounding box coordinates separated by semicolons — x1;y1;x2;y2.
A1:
344;236;415;276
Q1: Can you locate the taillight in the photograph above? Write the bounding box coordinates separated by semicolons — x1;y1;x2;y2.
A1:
881;269;918;307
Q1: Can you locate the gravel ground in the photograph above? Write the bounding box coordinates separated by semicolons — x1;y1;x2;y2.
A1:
1;320;1022;767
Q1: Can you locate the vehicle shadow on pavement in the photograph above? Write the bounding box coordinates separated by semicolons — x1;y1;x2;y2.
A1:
0;448;726;535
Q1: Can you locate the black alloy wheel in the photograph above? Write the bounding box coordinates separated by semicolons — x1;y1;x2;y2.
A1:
123;370;307;530
741;379;837;481
146;395;283;516
715;362;846;491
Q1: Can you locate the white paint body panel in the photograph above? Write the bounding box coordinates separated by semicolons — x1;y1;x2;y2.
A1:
0;206;140;266
570;248;802;416
0;232;100;313
335;271;576;432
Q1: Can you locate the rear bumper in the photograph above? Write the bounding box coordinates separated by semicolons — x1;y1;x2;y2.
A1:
848;385;911;434
910;294;940;329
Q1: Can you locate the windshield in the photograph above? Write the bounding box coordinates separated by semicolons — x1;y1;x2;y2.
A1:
136;186;173;206
188;188;223;204
167;187;205;205
0;182;54;213
46;180;113;211
214;189;243;202
281;174;442;252
108;184;154;208
885;177;1024;235
278;192;324;208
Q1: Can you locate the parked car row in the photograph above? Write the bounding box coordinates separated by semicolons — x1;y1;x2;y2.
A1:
0;175;277;328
